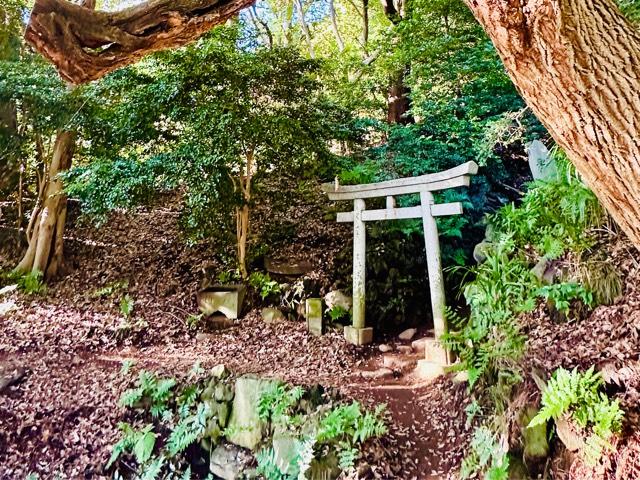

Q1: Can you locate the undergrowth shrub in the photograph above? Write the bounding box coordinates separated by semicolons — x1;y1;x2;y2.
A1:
255;383;387;479
460;426;509;480
488;150;605;260
248;271;281;301
535;282;594;318
2;269;46;295
529;367;624;464
110;370;387;480
451;150;613;477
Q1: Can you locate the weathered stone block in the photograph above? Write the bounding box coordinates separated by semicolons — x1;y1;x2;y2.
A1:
305;298;323;336
344;326;373;345
423;338;449;365
307;316;323;336
227;375;279;450
197;284;246;319
415;360;445;380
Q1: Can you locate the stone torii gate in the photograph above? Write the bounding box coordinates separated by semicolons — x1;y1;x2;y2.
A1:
324;161;478;370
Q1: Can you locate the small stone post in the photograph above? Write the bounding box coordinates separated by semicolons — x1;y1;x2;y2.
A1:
305;298;323;336
418;191;450;374
344;198;373;345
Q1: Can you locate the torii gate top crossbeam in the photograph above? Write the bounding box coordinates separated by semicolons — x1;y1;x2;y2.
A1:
323;161;478;201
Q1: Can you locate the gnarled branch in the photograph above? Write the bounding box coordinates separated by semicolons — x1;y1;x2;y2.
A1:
25;0;255;84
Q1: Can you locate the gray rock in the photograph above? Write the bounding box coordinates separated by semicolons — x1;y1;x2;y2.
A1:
262;307;286;324
411;338;428;355
383;355;415;371
378;343;392;353
531;258;556;284
211;364;230;379
227;375;280;450
398;328;417;341
396;345;413;354
324;290;352;312
0;285;17;297
473;241;493;264
360;368;394;380
272;434;302;476
0;362;26;393
209;443;254;480
527;140;557;181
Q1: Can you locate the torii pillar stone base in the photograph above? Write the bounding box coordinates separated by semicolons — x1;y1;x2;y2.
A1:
344;326;373;346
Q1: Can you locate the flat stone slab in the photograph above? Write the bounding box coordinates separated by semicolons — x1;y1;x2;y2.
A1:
265;257;314;276
383;355;415;371
360;368;394;380
415;360;445;380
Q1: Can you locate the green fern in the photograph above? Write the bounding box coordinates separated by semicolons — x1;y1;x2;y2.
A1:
258;383;304;423
535;282;594;317
529;367;624;463
118;370;176;417
107;423;156;468
460;426;509;480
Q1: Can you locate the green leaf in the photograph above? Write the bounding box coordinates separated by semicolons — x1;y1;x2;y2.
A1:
133;430;156;464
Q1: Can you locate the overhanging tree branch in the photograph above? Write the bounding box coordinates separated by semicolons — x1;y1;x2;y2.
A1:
24;0;256;84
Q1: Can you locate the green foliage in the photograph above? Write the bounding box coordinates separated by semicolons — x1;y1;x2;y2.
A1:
257;383;305;423
217;269;241;285
107;423;156;468
327;305;350;323
446;151;606;392
317;401;388;445
63;157;179;224
110;370;214;479
63;28;357;274
255;385;387;479
92;280;129;298
166;402;211;457
529;367;624;464
535;282;594;317
255;448;292;480
6;270;46;295
120;294;135;319
185;314;203;330
460;426;509;480
489;151;605;258
119;370;177;417
249;272;281;301
444;239;531;389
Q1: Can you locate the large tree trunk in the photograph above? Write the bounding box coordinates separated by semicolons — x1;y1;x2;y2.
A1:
15;130;75;279
25;0;255;84
381;0;413;124
387;67;413;124
464;0;640;248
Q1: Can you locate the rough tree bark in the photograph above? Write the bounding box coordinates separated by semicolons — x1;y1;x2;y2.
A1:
15;130;75;279
25;0;255;84
464;0;640;248
381;0;413;124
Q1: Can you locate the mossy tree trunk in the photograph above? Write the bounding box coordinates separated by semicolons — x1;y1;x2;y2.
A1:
464;0;640;249
15;130;75;279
